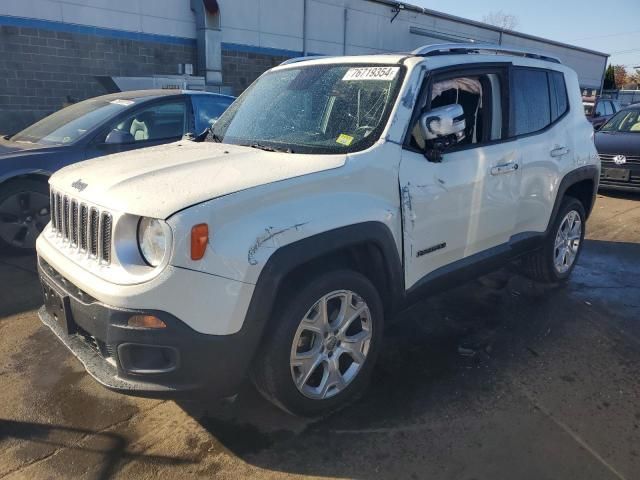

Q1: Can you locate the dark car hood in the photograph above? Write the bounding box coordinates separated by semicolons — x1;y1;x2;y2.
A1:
0;138;76;181
595;131;640;157
0;138;60;156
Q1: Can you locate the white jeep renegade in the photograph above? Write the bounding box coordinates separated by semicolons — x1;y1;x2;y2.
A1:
36;44;599;416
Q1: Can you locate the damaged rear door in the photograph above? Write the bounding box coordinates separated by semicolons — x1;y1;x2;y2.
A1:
399;65;520;289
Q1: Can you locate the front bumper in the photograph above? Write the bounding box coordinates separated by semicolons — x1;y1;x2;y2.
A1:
37;260;253;398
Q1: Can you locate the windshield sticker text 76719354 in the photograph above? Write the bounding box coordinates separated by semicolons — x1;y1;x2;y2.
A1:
342;67;400;82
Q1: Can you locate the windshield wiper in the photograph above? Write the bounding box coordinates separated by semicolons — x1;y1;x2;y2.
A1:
250;143;294;153
208;131;224;143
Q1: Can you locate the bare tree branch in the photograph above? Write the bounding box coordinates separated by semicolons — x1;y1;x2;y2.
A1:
482;11;519;31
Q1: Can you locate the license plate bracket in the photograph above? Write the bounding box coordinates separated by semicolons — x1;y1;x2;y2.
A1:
603;168;630;181
41;278;76;335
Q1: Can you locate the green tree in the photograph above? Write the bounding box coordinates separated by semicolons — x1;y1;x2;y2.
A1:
603;64;615;90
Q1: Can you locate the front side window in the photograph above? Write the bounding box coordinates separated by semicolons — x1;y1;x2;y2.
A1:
600;109;640;133
209;64;405;154
510;68;551;136
595;101;607;117
409;72;504;150
104;101;186;144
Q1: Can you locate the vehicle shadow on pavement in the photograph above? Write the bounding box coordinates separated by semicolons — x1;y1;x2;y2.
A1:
0;250;41;318
0;418;195;480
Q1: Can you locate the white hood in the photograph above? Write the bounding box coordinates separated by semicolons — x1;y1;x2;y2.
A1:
50;141;346;218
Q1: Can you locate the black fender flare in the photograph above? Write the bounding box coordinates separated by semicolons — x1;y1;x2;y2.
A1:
233;221;404;374
546;164;599;234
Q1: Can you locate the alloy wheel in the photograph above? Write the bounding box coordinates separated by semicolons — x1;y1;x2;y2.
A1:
290;290;372;400
553;210;582;274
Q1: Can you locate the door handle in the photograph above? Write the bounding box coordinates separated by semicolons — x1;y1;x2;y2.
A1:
490;162;519;176
550;146;570;157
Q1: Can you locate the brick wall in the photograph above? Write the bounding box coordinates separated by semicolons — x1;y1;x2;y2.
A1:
221;49;290;96
0;25;196;134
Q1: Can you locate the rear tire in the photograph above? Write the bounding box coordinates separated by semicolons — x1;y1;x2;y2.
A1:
252;270;384;417
0;178;50;252
520;196;585;284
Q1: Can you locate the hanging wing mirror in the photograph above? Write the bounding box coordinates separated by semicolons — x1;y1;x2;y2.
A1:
419;104;466;162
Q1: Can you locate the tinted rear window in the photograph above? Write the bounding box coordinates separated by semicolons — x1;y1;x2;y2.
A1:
550;71;568;122
510;68;551;136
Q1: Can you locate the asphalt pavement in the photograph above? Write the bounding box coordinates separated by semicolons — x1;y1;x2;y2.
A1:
1;191;639;480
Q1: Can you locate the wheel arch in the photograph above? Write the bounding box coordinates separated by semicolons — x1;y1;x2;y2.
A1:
547;165;599;233
238;222;405;369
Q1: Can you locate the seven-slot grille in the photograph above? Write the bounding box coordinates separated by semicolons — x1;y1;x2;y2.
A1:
49;190;113;264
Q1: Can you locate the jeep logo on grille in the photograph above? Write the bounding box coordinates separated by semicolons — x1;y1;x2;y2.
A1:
613;155;627;165
71;179;88;192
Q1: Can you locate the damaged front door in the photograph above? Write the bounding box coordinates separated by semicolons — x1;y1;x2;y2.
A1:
399;67;519;290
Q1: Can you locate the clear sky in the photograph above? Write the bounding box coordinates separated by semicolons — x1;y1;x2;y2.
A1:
413;0;640;70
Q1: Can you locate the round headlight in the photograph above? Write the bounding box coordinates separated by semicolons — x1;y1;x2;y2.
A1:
137;217;169;267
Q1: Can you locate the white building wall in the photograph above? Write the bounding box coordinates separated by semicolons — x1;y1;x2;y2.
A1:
216;0;607;88
0;0;197;38
0;0;608;89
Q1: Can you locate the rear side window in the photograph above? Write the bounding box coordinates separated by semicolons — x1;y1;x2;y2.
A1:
549;71;568;122
511;68;551;136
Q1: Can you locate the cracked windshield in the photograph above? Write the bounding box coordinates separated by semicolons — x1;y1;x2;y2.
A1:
210;64;404;153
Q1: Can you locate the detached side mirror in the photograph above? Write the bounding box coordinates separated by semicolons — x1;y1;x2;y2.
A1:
419;104;466;162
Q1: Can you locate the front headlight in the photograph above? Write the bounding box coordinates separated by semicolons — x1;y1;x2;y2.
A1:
137;217;169;267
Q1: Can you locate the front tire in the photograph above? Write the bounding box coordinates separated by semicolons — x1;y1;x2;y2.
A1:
252;270;384;417
520;196;586;283
0;178;50;252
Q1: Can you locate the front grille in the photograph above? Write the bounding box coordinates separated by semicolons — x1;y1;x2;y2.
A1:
70;200;78;246
49;189;113;264
79;204;88;250
101;213;113;263
599;153;640;166
90;208;99;257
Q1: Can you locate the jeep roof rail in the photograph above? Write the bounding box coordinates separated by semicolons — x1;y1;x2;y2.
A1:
412;42;562;64
280;55;330;66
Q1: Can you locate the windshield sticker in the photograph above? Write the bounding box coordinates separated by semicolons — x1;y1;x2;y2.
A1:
342;67;399;82
110;99;135;107
336;134;354;146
